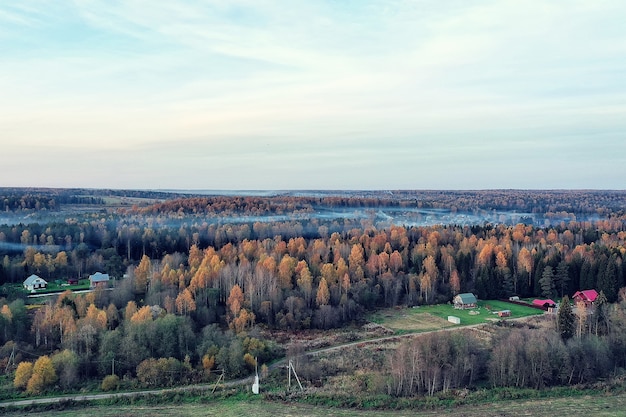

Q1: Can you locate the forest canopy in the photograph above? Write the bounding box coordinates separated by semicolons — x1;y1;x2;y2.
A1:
1;188;626;394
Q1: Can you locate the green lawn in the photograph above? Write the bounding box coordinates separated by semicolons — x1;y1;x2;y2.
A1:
43;279;91;292
1;279;92;300
19;279;91;294
370;300;544;331
422;300;543;326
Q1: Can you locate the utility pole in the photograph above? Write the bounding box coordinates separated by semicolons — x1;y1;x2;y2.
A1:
287;360;303;392
5;345;15;373
112;358;115;376
212;369;225;393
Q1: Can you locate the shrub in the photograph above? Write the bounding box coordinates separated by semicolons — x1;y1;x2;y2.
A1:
26;373;45;395
14;361;33;389
26;356;56;395
101;374;120;391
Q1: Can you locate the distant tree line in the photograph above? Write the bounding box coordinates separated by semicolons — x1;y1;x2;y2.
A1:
3;188;626;217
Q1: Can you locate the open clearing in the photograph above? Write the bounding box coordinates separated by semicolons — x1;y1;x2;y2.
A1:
3;392;626;417
369;300;544;332
369;309;454;332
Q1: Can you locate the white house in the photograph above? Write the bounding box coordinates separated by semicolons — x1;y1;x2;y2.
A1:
23;274;48;291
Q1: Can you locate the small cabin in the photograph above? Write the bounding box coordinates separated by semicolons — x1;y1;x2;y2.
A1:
497;310;511;318
89;272;110;288
448;316;461;324
453;293;477;309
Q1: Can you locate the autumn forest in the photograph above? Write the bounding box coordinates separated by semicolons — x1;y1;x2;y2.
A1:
2;188;626;399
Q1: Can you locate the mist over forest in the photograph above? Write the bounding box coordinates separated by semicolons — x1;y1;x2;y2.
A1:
0;188;618;228
2;187;626;400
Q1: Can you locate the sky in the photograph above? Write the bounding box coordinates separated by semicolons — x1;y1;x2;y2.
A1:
1;1;625;190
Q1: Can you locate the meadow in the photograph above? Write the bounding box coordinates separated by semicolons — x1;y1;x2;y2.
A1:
368;300;544;333
2;391;626;417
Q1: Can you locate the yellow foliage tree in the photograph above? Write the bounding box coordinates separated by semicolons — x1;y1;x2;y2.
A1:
130;306;153;323
389;250;403;274
278;255;297;290
230;308;255;334
316;277;330;307
243;353;256;370
336;257;349;281
85;304;107;330
348;244;365;274
477;243;494;267
296;262;313;307
134;255;151;295
187;244;203;272
176;288;197;316
450;270;461;295
124;301;138;322
26;372;45;395
202;355;215;373
495;251;508;271
14;361;33;389
227;284;244;318
27;355;56;394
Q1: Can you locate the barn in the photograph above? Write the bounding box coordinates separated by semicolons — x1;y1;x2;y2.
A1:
533;299;556;310
453;293;477;309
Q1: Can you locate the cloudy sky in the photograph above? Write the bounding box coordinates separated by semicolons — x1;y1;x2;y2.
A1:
1;1;625;190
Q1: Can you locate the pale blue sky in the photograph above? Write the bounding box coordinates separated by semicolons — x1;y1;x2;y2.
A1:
1;1;625;190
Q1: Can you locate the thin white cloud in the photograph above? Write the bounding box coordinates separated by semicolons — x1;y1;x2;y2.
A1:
1;0;625;188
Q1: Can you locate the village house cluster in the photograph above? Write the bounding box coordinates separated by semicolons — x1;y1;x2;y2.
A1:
22;272;111;292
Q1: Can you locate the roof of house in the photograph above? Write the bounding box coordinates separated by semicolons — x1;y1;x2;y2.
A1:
455;293;477;304
573;289;598;302
89;272;110;282
533;298;556;306
23;274;47;285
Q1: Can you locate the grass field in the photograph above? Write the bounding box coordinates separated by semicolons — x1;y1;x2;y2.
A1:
42;279;91;292
368;309;454;332
4;279;91;298
3;392;626;417
369;300;544;332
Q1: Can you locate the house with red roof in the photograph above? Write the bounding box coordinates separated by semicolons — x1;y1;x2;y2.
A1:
533;299;556;310
572;289;598;307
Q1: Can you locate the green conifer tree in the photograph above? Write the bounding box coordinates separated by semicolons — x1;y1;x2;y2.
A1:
557;295;575;340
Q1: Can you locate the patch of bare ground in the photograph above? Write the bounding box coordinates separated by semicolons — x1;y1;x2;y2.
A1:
264;323;394;353
371;308;455;332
